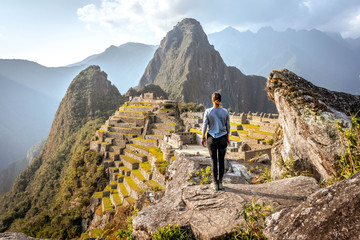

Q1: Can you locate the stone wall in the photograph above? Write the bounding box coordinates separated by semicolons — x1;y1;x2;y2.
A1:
244;147;272;161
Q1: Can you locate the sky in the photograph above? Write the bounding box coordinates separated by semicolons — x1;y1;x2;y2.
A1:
1;0;360;67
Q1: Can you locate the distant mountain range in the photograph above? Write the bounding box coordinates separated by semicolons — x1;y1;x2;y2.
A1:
0;43;155;171
1;23;360;176
208;27;360;94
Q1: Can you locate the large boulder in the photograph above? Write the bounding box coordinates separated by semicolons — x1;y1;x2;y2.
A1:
266;69;360;181
132;153;319;239
264;171;360;240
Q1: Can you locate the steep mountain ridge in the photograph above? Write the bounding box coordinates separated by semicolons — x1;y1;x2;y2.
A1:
0;66;124;238
208;27;360;94
138;18;276;113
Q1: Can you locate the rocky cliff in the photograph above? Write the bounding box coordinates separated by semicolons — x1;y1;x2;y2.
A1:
266;69;360;181
264;171;360;239
138;18;276;113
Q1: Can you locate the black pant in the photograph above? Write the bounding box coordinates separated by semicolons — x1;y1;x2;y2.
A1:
207;134;227;184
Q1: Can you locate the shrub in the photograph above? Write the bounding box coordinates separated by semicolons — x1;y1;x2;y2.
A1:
188;166;212;185
152;224;194;240
232;200;273;240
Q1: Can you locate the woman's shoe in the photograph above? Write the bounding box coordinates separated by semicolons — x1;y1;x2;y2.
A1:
218;182;223;190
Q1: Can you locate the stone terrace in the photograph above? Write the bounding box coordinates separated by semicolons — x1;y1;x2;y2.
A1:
90;99;182;214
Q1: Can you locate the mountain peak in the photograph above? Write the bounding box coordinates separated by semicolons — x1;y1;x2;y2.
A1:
138;18;276;113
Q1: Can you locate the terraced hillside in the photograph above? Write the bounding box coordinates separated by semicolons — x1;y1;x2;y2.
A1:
89;99;182;214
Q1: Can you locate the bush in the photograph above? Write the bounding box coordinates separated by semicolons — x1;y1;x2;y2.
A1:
232;200;273;240
153;224;194;240
188;166;212;185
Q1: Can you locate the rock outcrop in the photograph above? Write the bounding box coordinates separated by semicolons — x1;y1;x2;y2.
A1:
264;171;360;240
138;18;276;113
132;153;319;239
266;69;360;181
0;233;51;240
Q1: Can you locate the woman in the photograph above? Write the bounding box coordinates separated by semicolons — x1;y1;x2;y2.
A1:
201;92;230;190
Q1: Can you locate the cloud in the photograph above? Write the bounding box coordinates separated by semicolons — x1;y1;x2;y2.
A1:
77;0;360;40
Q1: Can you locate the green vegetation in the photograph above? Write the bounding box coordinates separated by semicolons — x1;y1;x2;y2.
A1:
133;136;156;142
253;130;274;136
265;139;274;145
190;128;202;134
103;197;115;212
152;224;195;240
125;177;143;194
232;201;274;240
112;191;122;206
179;102;205;113
276;155;297;179
254;168;273;184
118;183;129;197
145;180;165;191
132;169;145;181
116;208;139;240
0;66;125;239
188;166;212;185
150;148;169;175
230;136;241;142
140;161;152;173
322;113;360;186
92;192;103;198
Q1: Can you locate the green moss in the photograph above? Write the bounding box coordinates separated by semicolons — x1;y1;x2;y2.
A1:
92;192;103;198
121;155;141;164
125;177;143;194
124;149;146;158
111;180;117;185
133;136;157;142
104;185;112;192
238;130;249;134
102;197;114;211
230;136;241;142
154;122;176;126
253;130;274;136
111;191;122;206
140;161;152;173
132;169;145;181
117;110;144;114
145;180;165;191
125;196;136;205
190;128;202;134
118;183;129;197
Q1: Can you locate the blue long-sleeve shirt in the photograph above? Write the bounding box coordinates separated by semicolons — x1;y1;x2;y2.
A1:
202;107;230;138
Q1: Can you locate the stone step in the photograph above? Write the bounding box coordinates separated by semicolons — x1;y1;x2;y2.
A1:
103;159;115;168
104;137;114;144
152;123;176;131
145;135;164;141
100;125;112;131
115;110;145;118
139;161;153;180
110;190;122;208
124;148;148;162
119;105;155;112
102;185;112;197
114;161;123;168
123;196;136;207
111;122;137;128
114;139;127;147
131;169;148;190
145;180;166;192
126;144;150;156
109;126;142;135
132;137;158;148
126;101;154;107
102;196;115;213
107;132;136;141
112;172;122;181
154;115;177;124
99;141;110;154
110;180;118;189
110;115;145;125
108;151;119;161
117;182;129;202
124;176;144;200
152;128;174;136
109;146;124;155
119;166;132;176
120;155;141;170
108;166;119;177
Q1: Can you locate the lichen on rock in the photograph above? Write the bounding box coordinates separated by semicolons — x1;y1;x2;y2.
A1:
266;69;360;181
